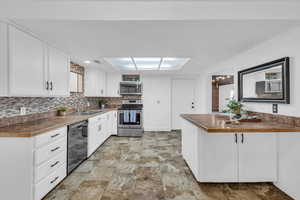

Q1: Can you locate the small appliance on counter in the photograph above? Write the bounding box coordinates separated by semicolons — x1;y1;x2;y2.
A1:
118;99;144;137
67;120;88;174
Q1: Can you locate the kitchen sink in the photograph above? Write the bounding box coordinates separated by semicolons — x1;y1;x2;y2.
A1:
72;110;104;115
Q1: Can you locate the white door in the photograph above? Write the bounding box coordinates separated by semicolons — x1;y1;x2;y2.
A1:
9;25;47;96
48;47;70;96
171;79;196;129
201;132;238;182
143;76;171;131
238;133;277;182
106;73;121;97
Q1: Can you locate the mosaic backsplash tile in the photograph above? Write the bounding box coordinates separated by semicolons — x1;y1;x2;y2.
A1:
0;93;91;118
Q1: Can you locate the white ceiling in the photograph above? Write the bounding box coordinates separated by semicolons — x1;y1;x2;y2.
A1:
13;20;299;74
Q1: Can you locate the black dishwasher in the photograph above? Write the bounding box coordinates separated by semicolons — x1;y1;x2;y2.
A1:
67;120;88;174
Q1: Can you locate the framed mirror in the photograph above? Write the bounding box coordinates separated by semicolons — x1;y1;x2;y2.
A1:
238;57;290;104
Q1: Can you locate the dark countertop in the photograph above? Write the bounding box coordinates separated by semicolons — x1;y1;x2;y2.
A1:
181;114;300;133
0;109;117;137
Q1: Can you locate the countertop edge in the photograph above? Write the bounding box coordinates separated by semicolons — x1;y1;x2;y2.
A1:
181;114;300;133
0;109;117;138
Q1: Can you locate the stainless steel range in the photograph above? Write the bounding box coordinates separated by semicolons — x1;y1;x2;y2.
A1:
118;99;143;137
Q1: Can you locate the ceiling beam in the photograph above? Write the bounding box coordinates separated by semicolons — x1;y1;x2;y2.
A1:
1;2;300;20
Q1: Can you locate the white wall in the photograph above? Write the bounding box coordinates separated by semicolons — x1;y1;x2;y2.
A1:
199;26;300;117
197;26;300;200
143;75;171;131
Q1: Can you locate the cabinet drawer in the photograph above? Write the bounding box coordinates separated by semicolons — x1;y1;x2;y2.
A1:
34;163;66;200
35;137;67;165
89;114;105;124
35;150;66;183
34;127;67;148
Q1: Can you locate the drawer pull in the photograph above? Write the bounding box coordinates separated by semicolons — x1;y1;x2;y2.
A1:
51;133;60;138
50;161;60;168
50;176;59;184
51;147;60;152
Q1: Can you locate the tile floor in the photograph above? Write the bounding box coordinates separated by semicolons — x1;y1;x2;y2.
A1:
44;131;293;200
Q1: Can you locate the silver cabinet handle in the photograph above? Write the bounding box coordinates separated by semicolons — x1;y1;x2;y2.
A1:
50;176;59;184
50;161;60;168
50;81;53;90
51;133;60;138
51;146;60;152
235;133;237;143
46;81;49;90
241;134;244;144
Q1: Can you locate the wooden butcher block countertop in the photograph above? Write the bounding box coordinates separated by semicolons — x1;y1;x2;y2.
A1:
181;114;300;133
0;109;117;138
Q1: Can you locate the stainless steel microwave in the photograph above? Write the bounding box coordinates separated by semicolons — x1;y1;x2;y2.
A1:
119;81;142;95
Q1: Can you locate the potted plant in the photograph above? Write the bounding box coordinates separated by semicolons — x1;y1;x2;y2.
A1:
56;106;69;116
225;99;244;119
98;100;107;109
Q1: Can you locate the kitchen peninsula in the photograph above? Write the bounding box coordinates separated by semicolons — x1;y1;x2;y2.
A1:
181;114;300;199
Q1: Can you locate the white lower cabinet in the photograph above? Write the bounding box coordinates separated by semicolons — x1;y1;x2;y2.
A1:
34;163;66;200
88;111;117;157
0;127;67;200
181;119;277;182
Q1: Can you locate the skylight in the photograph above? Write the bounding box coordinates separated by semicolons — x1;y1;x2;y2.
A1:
105;57;190;71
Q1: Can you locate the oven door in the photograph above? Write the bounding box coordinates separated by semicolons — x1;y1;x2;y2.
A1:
118;110;143;128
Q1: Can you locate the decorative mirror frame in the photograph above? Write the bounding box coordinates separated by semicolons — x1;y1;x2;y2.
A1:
238;57;290;104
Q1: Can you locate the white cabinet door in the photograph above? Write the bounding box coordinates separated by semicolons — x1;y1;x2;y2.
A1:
238;133;277;182
200;131;238;182
0;22;8;96
106;73;121;97
48;47;70;96
88;121;98;157
85;68;106;97
111;111;118;135
9;25;47;96
181;119;200;180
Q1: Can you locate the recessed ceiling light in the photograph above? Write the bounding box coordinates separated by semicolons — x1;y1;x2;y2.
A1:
84;60;91;64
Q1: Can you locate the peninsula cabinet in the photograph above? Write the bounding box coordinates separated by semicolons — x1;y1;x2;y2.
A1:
0;22;70;97
181;119;277;183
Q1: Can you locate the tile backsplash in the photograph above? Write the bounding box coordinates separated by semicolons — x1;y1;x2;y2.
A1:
0;93;91;118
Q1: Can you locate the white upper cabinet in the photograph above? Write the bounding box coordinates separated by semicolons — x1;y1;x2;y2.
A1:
106;73;121;97
47;47;70;96
8;25;47;96
0;22;8;96
85;67;106;97
0;22;70;97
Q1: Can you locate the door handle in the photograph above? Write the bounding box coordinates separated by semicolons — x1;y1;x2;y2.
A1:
234;133;237;143
241;134;244;144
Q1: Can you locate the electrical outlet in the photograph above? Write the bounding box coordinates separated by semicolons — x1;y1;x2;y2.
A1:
20;107;26;115
272;104;278;114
